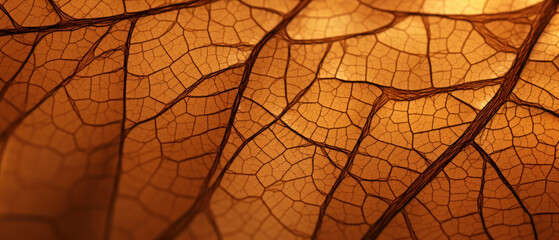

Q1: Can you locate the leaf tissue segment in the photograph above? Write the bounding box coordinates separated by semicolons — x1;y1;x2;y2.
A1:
0;0;559;239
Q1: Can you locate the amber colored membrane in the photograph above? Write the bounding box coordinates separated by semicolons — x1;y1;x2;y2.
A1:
0;0;559;239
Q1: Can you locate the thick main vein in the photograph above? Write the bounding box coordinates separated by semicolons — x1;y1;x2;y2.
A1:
362;0;559;238
154;1;312;238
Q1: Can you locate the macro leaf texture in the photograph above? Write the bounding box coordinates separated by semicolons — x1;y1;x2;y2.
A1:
2;0;559;239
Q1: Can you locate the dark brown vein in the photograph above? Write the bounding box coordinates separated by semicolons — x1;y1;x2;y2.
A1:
154;1;313;238
473;142;538;240
104;18;137;240
311;93;388;239
477;149;494;240
362;0;558;238
0;0;215;36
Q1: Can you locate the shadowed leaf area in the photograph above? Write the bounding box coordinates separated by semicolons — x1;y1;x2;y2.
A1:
1;0;559;239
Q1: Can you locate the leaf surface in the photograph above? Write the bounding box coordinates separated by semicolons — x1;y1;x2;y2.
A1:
0;0;559;239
